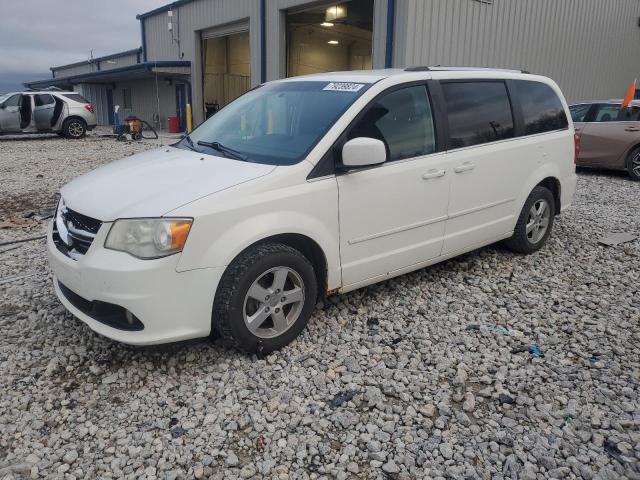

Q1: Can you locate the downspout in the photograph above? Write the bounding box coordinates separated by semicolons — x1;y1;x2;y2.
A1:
260;0;266;83
140;19;148;62
384;0;395;68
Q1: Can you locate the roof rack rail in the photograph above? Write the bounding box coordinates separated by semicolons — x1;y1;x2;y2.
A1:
404;66;431;72
404;66;531;74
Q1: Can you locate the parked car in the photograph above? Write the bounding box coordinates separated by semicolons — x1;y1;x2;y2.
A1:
569;100;640;180
48;68;576;352
0;90;97;139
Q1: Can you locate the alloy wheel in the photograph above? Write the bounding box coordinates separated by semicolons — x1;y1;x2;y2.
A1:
243;266;305;339
525;199;550;244
68;121;84;137
632;151;640;178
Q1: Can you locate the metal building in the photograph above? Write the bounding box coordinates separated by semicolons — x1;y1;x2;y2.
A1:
26;0;640;129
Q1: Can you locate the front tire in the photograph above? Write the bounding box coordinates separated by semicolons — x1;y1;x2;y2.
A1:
626;146;640;181
504;186;555;254
62;118;86;139
212;243;318;354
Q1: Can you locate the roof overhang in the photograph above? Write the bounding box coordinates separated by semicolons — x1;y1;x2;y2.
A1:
25;61;191;89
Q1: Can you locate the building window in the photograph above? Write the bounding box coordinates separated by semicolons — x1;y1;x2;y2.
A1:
122;88;132;110
286;0;374;78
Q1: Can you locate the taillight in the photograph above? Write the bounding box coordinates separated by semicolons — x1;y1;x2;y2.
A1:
84;104;94;114
573;132;580;164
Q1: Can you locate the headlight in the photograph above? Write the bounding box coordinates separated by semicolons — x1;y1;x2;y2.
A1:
105;218;193;259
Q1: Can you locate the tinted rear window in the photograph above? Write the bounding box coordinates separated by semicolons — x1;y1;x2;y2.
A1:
62;93;88;103
514;80;568;134
442;81;514;148
569;104;591;123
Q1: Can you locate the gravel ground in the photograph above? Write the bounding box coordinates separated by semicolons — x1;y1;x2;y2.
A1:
0;135;639;480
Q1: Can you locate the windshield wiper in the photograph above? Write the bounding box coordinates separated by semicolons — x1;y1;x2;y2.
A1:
181;134;197;151
196;140;248;161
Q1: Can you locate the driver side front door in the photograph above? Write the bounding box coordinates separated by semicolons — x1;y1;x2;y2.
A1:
337;83;452;288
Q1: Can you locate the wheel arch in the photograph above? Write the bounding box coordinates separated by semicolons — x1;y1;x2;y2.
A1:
536;176;561;215
223;233;330;300
62;115;87;126
621;142;640;170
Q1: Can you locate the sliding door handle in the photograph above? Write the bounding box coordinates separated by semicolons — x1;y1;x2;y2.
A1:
454;162;476;173
422;169;446;180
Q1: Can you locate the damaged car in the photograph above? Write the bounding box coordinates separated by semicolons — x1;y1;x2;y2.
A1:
0;90;97;139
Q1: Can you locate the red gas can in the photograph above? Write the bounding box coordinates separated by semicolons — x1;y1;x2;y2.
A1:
167;116;180;133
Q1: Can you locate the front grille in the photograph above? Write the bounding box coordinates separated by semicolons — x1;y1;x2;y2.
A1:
58;281;144;331
53;206;102;259
65;208;101;235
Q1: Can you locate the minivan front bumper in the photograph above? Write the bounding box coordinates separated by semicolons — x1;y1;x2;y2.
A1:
47;221;224;345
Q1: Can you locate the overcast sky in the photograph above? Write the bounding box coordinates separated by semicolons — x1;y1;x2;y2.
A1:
0;0;167;93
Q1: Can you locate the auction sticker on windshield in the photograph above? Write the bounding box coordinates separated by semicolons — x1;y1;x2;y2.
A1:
323;82;365;92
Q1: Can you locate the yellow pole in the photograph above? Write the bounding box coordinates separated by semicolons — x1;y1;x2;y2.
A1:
186;103;193;133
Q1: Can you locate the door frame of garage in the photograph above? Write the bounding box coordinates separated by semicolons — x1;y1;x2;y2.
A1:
196;20;250;124
268;0;390;81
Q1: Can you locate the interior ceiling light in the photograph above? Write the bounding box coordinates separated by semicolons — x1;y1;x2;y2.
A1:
325;5;347;21
321;22;334;27
328;40;340;45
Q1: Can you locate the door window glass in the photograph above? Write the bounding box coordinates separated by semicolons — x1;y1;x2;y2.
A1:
3;94;21;107
34;94;54;106
569;104;591;122
442;81;514;148
514;80;568;134
617;105;640;121
593;104;620;122
348;85;436;161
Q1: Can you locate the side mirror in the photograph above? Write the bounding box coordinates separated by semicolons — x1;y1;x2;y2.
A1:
341;137;387;169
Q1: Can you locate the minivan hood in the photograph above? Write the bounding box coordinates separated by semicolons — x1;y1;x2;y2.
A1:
61;147;276;221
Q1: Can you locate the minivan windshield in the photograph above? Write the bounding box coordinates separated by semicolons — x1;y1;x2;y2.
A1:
183;81;370;165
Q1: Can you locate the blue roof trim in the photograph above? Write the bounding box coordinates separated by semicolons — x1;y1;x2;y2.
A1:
385;0;395;68
51;48;143;72
260;0;266;83
136;0;195;19
26;61;191;88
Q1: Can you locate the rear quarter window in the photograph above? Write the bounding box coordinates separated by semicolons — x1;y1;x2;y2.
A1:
514;80;568;134
569;104;591;123
62;93;88;103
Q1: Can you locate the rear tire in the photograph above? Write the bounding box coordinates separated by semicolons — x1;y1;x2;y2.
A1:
62;118;86;139
212;242;318;354
626;146;640;181
504;186;555;254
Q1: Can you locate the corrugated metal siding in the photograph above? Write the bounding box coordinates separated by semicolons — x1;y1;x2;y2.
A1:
75;84;111;125
144;0;257;67
396;0;640;102
53;52;139;79
53;63;97;78
143;0;259;123
111;78;178;130
99;52;139;71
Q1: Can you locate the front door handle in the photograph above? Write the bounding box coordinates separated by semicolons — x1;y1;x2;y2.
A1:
454;162;476;173
422;169;446;180
625;127;640;132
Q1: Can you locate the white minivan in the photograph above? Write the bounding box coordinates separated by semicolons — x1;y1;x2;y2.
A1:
48;67;577;352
